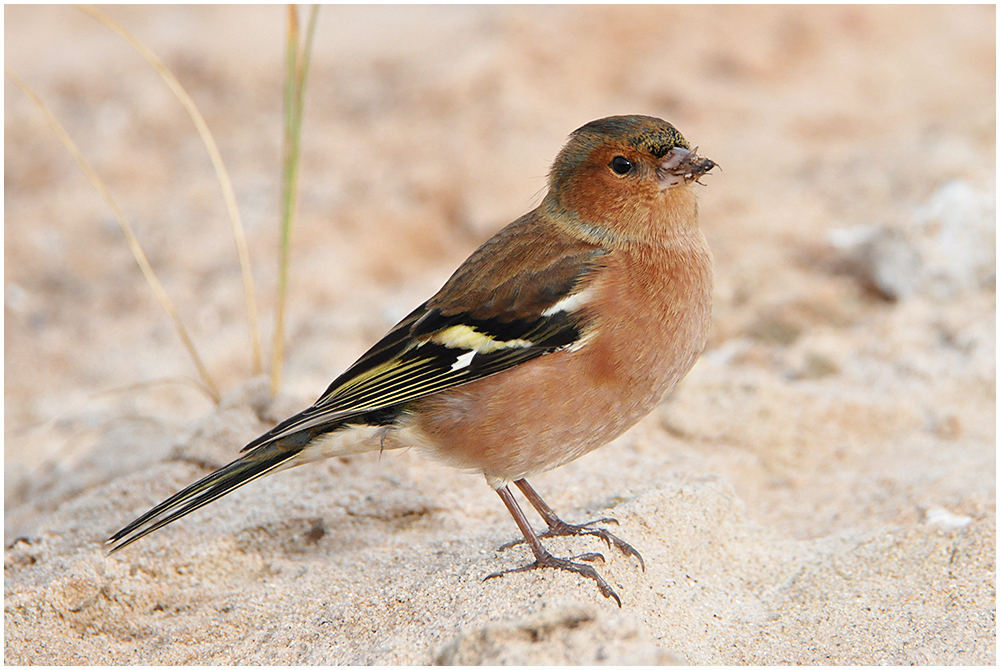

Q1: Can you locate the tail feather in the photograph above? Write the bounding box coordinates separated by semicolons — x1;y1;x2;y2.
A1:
106;445;299;553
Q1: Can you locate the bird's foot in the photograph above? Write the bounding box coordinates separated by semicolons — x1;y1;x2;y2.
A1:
485;550;621;607
542;518;645;572
498;516;644;571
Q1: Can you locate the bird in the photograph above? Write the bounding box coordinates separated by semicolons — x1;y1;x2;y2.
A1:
108;115;716;606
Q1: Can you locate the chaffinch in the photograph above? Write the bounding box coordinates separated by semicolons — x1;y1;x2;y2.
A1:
109;115;716;606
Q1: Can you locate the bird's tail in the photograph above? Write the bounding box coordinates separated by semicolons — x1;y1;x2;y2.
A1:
106;443;299;553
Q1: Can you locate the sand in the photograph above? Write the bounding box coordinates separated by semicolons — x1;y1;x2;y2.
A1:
4;5;995;665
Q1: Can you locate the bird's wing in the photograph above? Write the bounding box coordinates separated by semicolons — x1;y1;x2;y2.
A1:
243;214;605;452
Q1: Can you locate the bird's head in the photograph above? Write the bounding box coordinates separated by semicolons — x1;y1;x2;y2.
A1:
545;115;716;245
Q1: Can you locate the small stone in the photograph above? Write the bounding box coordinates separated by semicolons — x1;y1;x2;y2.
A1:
924;506;972;529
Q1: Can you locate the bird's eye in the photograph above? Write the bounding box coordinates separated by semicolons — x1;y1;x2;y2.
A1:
610;156;632;175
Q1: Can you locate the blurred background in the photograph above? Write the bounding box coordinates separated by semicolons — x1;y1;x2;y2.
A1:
6;2;995;533
6;3;995;532
4;6;994;663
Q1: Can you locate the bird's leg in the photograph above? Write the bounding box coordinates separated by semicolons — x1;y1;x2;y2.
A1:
509;479;645;571
486;484;621;607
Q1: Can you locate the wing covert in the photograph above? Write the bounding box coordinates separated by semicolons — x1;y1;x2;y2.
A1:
243;212;606;452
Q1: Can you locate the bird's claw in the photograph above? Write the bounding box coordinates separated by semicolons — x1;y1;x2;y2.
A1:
485;552;621;607
572;552;606;564
495;515;642;568
565;516;619;527
540;519;645;572
496;536;525;552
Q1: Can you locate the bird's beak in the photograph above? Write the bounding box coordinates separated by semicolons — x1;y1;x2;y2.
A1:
657;147;717;190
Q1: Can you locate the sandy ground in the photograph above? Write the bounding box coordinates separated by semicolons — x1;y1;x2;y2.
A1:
4;5;995;665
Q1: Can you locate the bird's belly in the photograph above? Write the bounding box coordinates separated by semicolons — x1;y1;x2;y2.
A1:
408;307;707;485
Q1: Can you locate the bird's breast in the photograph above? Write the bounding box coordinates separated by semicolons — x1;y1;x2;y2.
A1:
590;234;713;397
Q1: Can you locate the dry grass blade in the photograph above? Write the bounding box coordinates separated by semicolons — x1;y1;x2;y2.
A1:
5;66;221;404
271;4;320;395
77;4;264;376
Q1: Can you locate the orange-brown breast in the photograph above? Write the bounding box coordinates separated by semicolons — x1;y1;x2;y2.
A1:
408;227;713;485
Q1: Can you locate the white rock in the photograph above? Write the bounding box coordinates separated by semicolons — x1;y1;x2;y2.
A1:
924;506;973;530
